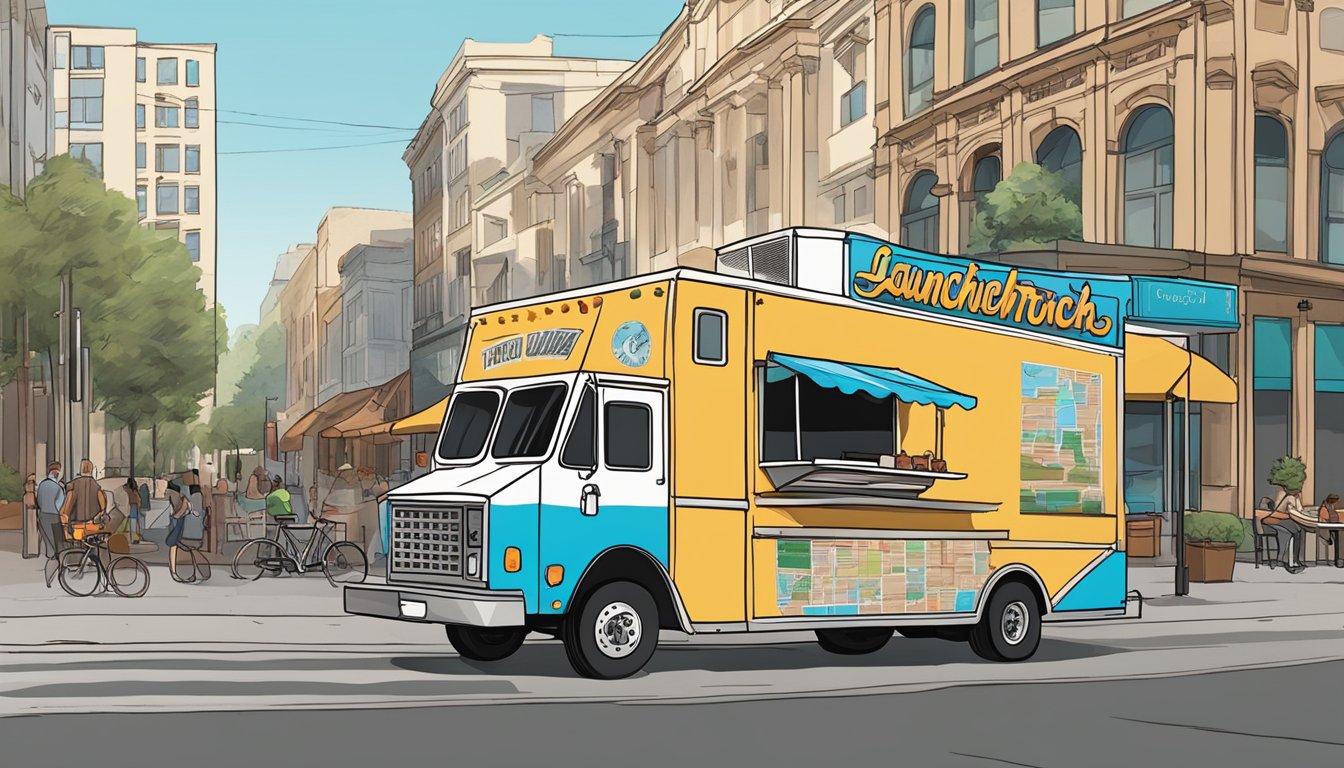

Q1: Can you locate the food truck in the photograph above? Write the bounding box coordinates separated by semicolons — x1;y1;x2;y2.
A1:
345;228;1239;679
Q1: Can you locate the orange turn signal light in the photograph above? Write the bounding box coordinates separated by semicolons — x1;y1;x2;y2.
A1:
545;565;564;587
504;547;522;573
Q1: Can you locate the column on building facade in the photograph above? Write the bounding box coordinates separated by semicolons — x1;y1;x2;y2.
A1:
766;73;786;233
1202;17;1238;256
1291;5;1313;261
634;123;657;275
694;117;715;247
673;123;697;256
872;0;893;236
1084;60;1107;244
934;115;957;254
1172;24;1199;251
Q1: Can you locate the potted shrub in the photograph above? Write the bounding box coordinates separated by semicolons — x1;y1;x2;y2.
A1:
1184;510;1244;582
1268;456;1307;500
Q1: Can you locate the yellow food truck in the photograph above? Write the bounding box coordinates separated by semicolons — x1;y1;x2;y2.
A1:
345;228;1239;679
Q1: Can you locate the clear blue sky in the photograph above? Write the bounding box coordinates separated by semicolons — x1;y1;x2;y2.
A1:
46;0;682;330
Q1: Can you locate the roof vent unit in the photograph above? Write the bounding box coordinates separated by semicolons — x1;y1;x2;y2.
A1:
714;228;847;295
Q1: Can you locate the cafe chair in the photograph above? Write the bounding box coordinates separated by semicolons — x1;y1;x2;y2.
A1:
1253;496;1280;569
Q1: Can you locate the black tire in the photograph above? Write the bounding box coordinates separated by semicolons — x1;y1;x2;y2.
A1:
815;627;893;655
561;581;658;679
57;548;101;597
232;538;287;580
445;626;528;662
895;627;937;639
109;557;151;598
969;582;1042;662
323;541;367;586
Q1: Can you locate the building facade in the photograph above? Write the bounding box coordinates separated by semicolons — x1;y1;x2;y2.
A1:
871;0;1344;521
531;0;881;294
403;36;630;419
2;0;49;196
47;26;217;302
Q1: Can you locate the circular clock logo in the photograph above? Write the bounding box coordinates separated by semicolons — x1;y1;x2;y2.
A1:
611;320;652;368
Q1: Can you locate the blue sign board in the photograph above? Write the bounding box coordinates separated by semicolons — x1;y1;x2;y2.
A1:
845;234;1132;348
1129;277;1238;330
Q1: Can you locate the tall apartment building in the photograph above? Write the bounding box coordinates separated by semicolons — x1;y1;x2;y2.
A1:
2;0;49;196
47;26;216;302
403;36;630;419
871;0;1344;524
531;0;879;289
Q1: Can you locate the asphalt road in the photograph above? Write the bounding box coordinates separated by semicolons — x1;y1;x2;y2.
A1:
3;660;1342;768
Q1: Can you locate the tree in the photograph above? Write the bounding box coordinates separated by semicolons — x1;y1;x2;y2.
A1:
205;323;285;454
967;162;1083;254
1;156;222;477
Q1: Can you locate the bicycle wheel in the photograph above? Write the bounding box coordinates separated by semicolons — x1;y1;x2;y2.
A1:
323;541;368;586
232;538;287;580
191;549;213;583
109;557;151;598
57;549;101;597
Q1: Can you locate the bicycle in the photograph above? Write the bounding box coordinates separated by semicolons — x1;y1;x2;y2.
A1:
230;514;367;587
57;527;151;598
174;530;213;584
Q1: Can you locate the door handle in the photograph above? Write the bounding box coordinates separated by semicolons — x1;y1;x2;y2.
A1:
581;483;601;516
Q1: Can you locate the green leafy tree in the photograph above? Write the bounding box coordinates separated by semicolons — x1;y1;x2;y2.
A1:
967;162;1083;254
205;323;285;453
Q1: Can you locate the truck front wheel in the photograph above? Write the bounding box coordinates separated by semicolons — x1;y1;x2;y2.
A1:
445;626;528;662
562;581;658;679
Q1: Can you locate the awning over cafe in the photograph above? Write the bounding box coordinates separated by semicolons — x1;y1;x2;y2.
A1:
391;396;448;436
278;389;378;452
319;371;410;441
765;352;978;410
1123;333;1237;403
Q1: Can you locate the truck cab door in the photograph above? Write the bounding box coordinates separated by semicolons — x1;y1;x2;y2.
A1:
539;380;669;616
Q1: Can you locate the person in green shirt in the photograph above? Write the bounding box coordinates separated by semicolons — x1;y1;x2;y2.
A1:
265;476;293;521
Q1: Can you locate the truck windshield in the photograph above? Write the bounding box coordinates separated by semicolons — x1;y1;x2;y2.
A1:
437;390;501;461
491;384;568;459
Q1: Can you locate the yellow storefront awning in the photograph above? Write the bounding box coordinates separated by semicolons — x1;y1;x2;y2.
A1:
1124;333;1238;403
390;396;448;436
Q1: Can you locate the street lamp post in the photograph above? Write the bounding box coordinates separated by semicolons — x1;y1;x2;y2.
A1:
263;396;279;472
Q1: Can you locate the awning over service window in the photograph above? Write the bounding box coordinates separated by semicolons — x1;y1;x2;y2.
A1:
765;352;977;411
1123;333;1237;403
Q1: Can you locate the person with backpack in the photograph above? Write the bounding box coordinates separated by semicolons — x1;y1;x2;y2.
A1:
165;479;193;582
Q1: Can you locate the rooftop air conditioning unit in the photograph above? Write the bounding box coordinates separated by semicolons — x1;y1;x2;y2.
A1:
714;228;847;295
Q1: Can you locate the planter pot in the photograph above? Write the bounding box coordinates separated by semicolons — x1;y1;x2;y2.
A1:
1185;541;1237;583
1127;514;1163;558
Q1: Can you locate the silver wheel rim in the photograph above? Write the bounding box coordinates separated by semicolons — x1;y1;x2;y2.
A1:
593;601;642;659
1001;600;1030;646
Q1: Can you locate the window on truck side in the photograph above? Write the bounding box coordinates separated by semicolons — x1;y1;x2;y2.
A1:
561;387;597;469
693;308;728;365
605;402;652;471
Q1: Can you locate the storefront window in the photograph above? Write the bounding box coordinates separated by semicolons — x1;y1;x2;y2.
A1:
1124;402;1164;515
1254;317;1293;502
1316;325;1344;497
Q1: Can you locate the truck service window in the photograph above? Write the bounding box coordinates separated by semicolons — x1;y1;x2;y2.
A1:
561;387;597;468
437;390;501;461
605;402;652;470
492;384;568;459
762;371;896;461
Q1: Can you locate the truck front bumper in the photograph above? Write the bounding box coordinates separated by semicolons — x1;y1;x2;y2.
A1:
344;582;526;628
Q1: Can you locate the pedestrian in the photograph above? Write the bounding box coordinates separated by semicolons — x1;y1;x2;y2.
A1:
1319;494;1342;568
35;462;65;560
165;479;192;582
187;469;210;545
124;476;144;544
59;459;106;540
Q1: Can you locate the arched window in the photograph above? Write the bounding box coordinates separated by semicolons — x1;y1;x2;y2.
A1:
963;152;1001;251
965;0;999;81
906;6;936;116
1254;114;1289;252
902;171;940;251
1037;0;1074;48
1035;125;1082;206
1120;105;1174;248
1323;131;1344;265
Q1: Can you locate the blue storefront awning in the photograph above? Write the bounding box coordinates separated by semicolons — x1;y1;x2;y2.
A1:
765;353;977;411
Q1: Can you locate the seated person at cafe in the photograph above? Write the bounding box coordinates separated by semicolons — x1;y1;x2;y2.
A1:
1261;490;1310;573
265;476;293;521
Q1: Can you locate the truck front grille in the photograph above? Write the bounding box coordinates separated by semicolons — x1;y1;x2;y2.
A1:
390;503;481;579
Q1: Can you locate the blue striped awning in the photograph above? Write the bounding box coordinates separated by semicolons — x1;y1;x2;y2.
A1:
766;353;977;411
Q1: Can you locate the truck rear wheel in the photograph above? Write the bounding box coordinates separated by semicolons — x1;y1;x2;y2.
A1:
445;626;528;662
562;581;658;679
815;627;892;655
968;582;1041;662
